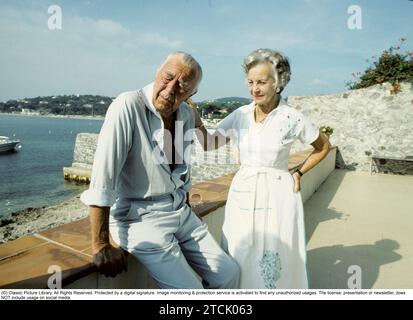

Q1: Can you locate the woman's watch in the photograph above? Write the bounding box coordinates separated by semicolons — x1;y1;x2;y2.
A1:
294;168;304;176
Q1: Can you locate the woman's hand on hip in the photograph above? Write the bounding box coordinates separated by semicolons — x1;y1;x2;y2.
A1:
292;172;301;193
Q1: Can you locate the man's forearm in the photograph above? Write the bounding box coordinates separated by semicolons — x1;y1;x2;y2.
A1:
195;126;229;151
89;206;111;254
195;125;211;151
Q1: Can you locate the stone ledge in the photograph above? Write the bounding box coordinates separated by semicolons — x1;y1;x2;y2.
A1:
63;166;91;183
0;146;337;288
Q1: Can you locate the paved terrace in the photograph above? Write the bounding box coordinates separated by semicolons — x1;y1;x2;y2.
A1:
306;169;413;289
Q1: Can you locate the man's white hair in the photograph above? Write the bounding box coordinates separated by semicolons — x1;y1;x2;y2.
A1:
157;51;203;91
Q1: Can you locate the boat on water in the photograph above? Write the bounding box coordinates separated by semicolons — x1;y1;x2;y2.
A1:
0;135;21;153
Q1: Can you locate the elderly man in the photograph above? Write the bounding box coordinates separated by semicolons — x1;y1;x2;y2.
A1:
80;52;239;289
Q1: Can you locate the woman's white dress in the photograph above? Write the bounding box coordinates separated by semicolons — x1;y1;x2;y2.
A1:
217;99;319;289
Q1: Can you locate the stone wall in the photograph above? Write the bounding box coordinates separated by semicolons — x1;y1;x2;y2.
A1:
287;82;413;174
68;132;240;184
72;133;99;169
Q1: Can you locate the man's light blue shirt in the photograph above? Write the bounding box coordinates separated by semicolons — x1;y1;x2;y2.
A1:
80;83;195;207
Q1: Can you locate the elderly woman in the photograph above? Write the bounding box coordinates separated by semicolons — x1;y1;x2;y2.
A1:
192;48;330;289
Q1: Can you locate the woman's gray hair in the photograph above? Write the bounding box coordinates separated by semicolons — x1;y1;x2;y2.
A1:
243;48;291;92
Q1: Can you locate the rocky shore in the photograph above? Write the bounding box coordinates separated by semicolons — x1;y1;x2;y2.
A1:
0;194;88;243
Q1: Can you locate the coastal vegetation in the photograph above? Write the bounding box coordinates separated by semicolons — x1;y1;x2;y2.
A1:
0;94;113;116
0;95;250;119
194;97;251;119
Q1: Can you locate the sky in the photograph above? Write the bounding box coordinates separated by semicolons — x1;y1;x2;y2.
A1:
0;0;412;102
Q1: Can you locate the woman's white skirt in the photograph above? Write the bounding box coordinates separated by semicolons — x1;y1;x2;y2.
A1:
222;166;308;289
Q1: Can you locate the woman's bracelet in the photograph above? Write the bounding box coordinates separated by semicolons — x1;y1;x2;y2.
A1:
294;168;304;176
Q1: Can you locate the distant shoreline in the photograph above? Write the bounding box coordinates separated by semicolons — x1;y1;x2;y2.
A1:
0;112;219;125
0;112;105;121
0;112;224;129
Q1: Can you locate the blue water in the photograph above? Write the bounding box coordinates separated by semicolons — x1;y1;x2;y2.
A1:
0;114;103;217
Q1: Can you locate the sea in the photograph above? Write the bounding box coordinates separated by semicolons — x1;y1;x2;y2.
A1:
0;114;103;217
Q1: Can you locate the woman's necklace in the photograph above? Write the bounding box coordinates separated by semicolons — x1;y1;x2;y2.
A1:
254;96;281;124
254;106;273;123
254;109;267;123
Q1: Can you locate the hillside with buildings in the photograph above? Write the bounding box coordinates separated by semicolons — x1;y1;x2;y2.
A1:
0;95;251;118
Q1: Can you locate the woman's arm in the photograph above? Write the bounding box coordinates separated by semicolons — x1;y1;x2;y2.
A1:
292;133;331;192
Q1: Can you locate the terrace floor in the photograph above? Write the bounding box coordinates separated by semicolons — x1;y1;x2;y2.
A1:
305;169;413;289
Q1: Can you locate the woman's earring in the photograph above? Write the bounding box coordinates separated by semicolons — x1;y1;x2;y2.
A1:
276;87;281;94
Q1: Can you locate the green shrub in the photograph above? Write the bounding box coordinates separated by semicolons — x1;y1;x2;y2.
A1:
346;38;413;90
320;126;334;136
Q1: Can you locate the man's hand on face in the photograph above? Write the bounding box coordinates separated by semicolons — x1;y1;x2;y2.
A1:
92;244;128;277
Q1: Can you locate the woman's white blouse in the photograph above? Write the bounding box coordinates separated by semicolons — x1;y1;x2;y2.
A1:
217;99;319;169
